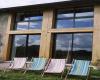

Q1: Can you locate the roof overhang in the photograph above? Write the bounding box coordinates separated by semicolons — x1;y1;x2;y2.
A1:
0;0;71;9
0;0;99;12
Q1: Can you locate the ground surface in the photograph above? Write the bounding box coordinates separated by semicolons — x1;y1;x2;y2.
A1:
0;69;99;80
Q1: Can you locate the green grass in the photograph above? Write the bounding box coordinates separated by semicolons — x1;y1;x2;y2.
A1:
91;69;100;77
0;71;62;80
0;69;99;80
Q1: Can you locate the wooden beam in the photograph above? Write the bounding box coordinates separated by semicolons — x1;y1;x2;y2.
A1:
92;6;100;63
39;10;49;57
39;10;55;58
48;28;93;33
8;30;41;34
3;14;14;60
45;10;55;58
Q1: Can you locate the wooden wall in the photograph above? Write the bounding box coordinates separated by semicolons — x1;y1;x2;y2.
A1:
92;5;100;63
0;14;9;60
0;6;100;63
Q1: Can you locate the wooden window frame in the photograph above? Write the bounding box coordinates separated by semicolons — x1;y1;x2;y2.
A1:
3;8;94;60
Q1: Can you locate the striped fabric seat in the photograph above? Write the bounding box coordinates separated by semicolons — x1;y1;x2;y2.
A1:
0;62;11;70
9;58;27;69
29;58;47;70
69;60;90;76
44;59;66;73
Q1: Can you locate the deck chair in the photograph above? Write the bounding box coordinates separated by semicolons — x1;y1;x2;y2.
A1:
0;62;11;70
42;59;66;78
8;57;27;70
65;59;91;80
26;58;48;71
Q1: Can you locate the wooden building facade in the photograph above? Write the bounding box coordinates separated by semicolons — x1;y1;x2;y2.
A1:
0;0;100;63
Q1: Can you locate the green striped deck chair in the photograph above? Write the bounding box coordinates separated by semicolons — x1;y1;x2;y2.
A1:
65;60;90;80
28;58;47;71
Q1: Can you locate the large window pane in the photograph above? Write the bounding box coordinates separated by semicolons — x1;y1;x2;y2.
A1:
27;35;40;59
55;8;93;28
75;10;93;28
53;34;72;58
75;18;93;28
52;33;93;61
56;12;74;28
29;15;42;29
29;21;42;29
73;33;93;60
11;35;27;58
11;35;41;60
16;22;29;30
56;19;74;28
15;13;43;30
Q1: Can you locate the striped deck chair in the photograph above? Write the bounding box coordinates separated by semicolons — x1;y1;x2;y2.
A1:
0;62;11;70
9;57;27;70
65;59;90;80
27;58;47;71
42;59;66;78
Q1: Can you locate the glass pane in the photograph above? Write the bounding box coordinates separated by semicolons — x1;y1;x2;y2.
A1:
55;8;94;28
30;16;42;20
56;19;74;28
73;33;93;60
16;14;30;22
56;12;74;28
29;21;42;29
27;35;40;59
24;17;30;21
16;22;28;30
11;35;27;59
53;34;72;58
75;18;93;28
57;13;74;19
15;13;43;30
76;12;94;17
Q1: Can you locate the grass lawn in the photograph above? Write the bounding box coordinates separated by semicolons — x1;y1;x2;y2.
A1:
0;69;99;80
91;69;100;77
0;71;62;80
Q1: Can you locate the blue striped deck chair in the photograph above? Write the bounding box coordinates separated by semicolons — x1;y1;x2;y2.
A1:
27;58;47;71
65;60;91;80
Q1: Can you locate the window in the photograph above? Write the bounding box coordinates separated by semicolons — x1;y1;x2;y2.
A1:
9;8;93;62
73;33;93;60
52;33;93;61
14;13;43;30
52;34;72;58
75;8;93;28
11;35;40;60
55;7;93;28
27;35;40;59
11;35;27;58
56;10;74;28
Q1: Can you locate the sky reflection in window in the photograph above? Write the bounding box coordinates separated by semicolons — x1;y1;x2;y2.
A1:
56;8;93;28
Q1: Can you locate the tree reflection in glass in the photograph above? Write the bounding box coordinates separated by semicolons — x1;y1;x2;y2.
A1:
53;33;93;61
27;35;40;59
73;33;93;60
11;35;27;58
11;35;40;60
53;34;72;58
